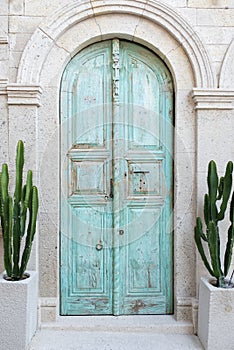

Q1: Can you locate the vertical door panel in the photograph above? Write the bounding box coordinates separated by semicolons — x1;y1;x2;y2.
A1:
117;42;173;314
60;41;113;315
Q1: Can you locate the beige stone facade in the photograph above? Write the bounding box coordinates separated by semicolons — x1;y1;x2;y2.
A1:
0;0;234;331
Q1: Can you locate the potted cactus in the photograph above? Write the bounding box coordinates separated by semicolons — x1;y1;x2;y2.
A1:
195;160;234;350
0;140;39;350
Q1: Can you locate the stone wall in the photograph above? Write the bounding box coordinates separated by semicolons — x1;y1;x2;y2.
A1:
0;0;233;327
1;0;233;85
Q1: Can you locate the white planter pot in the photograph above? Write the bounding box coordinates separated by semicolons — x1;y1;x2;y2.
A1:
198;276;234;350
0;271;38;350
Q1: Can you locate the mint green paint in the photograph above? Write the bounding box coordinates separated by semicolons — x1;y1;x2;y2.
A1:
60;40;173;315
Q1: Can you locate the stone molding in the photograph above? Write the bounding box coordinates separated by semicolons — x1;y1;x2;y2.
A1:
0;37;8;45
17;0;215;88
7;84;43;106
0;79;8;95
192;88;234;110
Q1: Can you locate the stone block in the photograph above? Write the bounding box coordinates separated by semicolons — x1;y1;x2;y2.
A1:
9;16;43;34
56;18;102;54
40;44;70;87
40;0;93;40
175;299;193;323
195;26;234;44
166;46;195;88
0;16;8;36
95;13;139;39
25;0;86;16
188;0;233;8
91;0;146;16
196;109;234;171
39;298;57;323
9;0;24;15
0;0;8;15
162;0;187;6
174;209;197;296
8;105;37;170
174;151;195;214
134;18;182;57
0;95;9;163
219;40;234;89
206;44;228;62
0;42;8;61
39;212;59;298
9;67;18;82
18;28;53;84
9;33;31;52
39;132;59;214
213;61;222;79
37;88;59;153
9;51;22;68
175;89;196;153
176;8;197;26
0;59;9;79
197;8;234;26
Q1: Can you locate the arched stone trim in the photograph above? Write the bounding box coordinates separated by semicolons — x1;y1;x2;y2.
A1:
13;1;202;324
17;0;215;88
219;39;234;89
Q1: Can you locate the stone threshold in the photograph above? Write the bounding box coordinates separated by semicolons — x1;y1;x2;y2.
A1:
40;315;194;335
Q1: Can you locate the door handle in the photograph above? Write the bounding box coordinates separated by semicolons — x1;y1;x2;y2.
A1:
109;178;114;198
133;171;150;174
104;178;114;200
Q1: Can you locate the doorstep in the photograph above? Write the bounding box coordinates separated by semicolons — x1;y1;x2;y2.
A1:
29;329;203;350
29;315;204;350
39;315;194;334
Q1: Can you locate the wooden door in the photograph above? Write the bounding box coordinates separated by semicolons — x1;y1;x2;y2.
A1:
60;39;173;315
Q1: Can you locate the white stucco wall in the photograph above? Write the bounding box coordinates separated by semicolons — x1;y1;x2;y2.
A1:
0;0;233;328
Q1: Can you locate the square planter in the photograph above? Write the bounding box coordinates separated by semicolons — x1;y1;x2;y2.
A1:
198;276;234;350
0;271;38;350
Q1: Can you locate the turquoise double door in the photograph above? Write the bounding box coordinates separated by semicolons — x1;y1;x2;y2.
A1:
60;39;173;315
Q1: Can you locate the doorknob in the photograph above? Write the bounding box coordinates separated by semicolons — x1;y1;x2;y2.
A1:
96;242;103;251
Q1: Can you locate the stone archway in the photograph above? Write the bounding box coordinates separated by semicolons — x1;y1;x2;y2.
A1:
9;0;216;324
16;0;214;88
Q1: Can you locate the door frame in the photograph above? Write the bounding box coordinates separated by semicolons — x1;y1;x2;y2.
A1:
59;38;175;316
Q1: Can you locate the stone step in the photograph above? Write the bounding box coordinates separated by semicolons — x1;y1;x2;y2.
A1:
30;329;203;350
40;315;194;334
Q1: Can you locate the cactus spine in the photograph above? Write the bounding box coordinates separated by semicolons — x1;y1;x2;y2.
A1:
0;140;39;280
195;160;234;287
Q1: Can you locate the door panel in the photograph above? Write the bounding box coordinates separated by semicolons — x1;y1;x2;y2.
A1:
60;39;173;315
60;41;113;315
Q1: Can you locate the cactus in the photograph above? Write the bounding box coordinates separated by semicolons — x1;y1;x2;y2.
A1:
0;140;39;280
195;160;234;288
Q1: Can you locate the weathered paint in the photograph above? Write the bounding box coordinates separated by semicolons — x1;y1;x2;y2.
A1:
60;39;174;315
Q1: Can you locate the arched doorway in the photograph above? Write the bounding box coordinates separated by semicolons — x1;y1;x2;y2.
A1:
60;39;174;315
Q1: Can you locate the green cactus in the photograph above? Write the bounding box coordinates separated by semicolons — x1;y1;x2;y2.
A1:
0;140;39;280
195;160;234;288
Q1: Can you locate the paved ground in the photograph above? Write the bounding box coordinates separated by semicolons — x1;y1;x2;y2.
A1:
29;329;203;350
